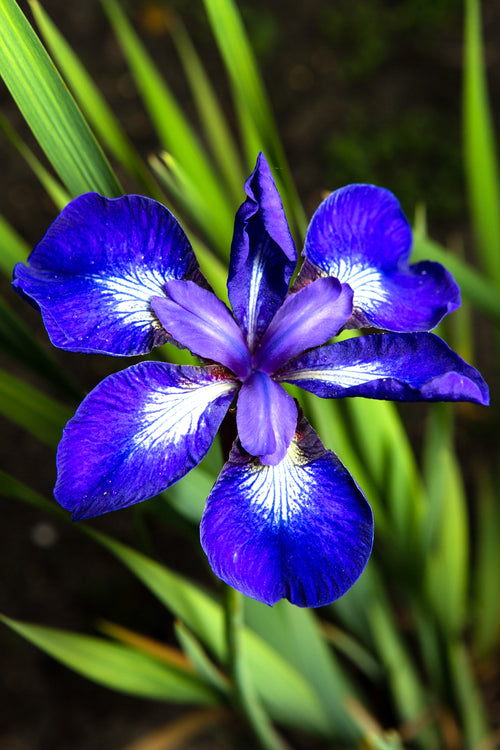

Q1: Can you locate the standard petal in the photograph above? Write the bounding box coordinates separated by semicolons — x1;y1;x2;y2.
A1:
200;414;373;608
277;332;489;405
55;362;237;520
152;280;251;379
300;184;460;331
12;193;204;356
253;277;353;374
227;152;297;352
236;372;298;465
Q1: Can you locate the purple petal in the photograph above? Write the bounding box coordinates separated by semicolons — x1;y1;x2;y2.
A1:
253;277;353;375
55;362;237;520
236;372;298;465
300;184;460;332
200;413;373;608
152;281;251;379
12;193;203;356
277;332;489;405
227;153;297;352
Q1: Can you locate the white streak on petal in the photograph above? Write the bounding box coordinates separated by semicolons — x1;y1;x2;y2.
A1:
92;269;168;329
246;242;267;351
283;361;385;387
326;258;389;307
133;378;237;451
239;443;311;526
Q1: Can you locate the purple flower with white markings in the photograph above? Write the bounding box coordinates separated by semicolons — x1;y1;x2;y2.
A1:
13;153;488;608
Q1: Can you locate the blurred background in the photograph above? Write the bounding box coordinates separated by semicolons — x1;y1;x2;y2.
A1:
1;1;499;748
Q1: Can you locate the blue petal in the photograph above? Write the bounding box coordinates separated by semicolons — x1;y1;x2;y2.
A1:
253;277;353;374
277;332;489;405
55;362;237;519
200;414;373;607
236;372;298;464
300;185;460;332
227;153;297;352
12;193;203;356
152;280;251;379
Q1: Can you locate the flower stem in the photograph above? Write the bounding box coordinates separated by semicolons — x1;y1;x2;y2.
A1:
224;585;289;750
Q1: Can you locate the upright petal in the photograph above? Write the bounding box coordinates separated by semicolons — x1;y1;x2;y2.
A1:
228;153;297;352
12;193;204;356
301;184;460;332
236;372;298;465
277;332;489;405
55;362;237;520
200;414;373;608
152;280;251;380
253;277;353;375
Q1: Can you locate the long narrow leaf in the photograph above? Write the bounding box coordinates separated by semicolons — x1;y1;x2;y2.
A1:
412;234;500;324
422;405;468;636
463;0;500;281
0;0;121;197
0;368;70;447
102;0;234;258
29;0;161;199
202;0;306;238
0;213;30;275
1;615;216;704
0;297;80;397
88;531;331;734
171;17;244;203
0;113;70;209
244;597;359;739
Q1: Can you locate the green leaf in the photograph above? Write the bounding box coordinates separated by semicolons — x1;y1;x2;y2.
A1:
171;17;245;203
0;0;121;197
0;367;71;447
422;405;468;636
472;470;500;656
1;614;217;704
102;0;234;258
0;470;67;520
29;0;160;199
0;113;70;209
202;0;306;238
448;641;490;747
0;213;30;275
175;621;230;695
89;531;331;733
412;234;500;324
149;151;233;264
0;297;80;397
243;597;359;740
463;0;500;282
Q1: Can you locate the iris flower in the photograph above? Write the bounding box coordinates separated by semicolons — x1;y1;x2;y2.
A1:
13;153;488;608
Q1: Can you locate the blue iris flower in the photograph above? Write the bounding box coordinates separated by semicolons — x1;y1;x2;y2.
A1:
13;153;488;608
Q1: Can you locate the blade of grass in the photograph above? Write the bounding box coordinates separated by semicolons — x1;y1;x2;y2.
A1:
422;405;468;636
0;0;121;197
88;531;331;734
463;0;500;282
0;367;71;447
243;597;359;740
102;0;234;257
0;113;70;209
170;16;245;202
1;614;217;704
29;0;162;200
0;214;30;274
202;0;306;238
472;469;500;656
0;297;80;397
412;234;500;325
